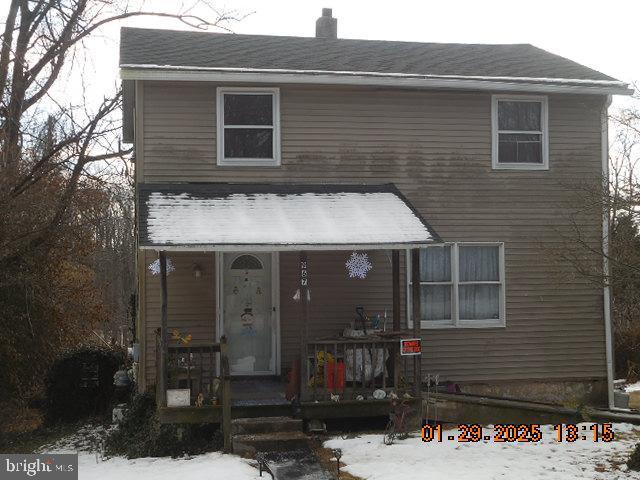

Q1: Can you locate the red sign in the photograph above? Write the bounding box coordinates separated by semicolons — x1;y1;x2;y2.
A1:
400;338;422;356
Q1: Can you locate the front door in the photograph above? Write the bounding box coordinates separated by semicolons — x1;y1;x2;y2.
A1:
222;253;274;375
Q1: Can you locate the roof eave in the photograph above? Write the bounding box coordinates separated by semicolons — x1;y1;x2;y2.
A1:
120;66;633;96
138;242;440;252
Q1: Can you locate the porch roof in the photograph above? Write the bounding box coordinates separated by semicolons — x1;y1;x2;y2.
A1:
138;183;440;251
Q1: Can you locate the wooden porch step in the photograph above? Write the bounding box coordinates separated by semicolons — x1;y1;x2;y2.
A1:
231;416;303;435
231;416;306;456
232;431;308;457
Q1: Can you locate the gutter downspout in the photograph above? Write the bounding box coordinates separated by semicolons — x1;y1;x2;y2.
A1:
602;94;615;409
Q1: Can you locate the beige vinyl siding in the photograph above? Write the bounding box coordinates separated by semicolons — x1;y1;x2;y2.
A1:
139;81;606;384
142;251;216;387
279;250;395;370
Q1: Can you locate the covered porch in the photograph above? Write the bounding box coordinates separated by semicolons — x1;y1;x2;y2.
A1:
138;183;440;446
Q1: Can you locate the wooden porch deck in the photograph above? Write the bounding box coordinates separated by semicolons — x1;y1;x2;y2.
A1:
157;374;420;424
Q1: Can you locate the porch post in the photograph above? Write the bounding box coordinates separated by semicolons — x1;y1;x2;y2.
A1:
299;251;309;402
220;335;231;452
391;249;401;391
159;250;168;407
411;248;422;397
392;250;401;332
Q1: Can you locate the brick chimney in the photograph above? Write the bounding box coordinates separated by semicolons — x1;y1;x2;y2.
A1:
315;8;337;39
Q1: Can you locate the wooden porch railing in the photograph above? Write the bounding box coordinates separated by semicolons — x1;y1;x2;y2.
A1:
301;337;412;402
295;248;422;404
155;330;231;451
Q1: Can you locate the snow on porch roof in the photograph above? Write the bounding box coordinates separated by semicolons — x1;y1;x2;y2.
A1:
138;183;441;251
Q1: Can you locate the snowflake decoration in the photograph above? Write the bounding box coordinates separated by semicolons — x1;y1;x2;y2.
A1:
148;258;175;276
345;252;373;279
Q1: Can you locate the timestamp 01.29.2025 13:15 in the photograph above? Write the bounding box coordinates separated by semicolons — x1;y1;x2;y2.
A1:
420;423;615;443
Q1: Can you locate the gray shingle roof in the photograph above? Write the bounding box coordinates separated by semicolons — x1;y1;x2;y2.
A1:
120;27;616;82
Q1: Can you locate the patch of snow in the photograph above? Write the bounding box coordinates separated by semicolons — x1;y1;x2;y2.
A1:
325;423;640;480
67;451;261;480
626;382;640;393
146;192;433;247
40;426;260;480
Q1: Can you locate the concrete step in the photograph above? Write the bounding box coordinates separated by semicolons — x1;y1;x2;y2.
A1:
231;416;303;435
262;447;334;480
232;431;308;457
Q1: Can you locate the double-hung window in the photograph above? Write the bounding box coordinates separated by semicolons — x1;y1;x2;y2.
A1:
492;95;548;170
216;87;280;166
409;243;505;328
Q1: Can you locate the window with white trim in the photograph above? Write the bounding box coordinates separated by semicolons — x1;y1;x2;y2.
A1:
408;243;505;328
492;95;548;170
216;88;280;166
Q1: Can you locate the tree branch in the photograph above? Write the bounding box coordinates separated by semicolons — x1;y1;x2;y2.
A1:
0;0;20;99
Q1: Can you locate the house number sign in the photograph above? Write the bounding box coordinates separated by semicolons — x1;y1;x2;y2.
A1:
300;260;308;286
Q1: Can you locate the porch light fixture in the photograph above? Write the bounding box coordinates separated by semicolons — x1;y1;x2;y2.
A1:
192;263;203;278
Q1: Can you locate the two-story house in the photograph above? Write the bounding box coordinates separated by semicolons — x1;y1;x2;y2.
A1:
120;9;631;431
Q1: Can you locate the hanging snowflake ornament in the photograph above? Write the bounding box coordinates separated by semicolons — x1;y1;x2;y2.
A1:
148;257;176;276
345;252;372;279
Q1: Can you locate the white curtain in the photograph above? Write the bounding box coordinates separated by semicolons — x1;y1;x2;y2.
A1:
420;246;452;321
421;285;451;321
420;245;450;282
458;246;500;320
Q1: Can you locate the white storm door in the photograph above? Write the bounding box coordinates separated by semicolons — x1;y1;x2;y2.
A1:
222;253;274;375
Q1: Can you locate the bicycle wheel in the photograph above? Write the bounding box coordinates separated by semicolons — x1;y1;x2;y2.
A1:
383;419;396;445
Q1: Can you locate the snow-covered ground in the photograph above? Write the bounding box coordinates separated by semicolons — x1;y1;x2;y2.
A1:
73;452;261;480
41;426;261;480
36;422;640;479
325;423;640;480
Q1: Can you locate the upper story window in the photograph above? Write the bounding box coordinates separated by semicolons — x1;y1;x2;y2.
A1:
408;243;505;328
491;95;548;170
216;87;280;166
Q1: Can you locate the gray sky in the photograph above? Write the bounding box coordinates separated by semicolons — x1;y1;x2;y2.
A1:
17;0;640;113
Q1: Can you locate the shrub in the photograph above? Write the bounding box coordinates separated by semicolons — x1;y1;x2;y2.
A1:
44;347;125;423
104;394;222;458
629;443;640;471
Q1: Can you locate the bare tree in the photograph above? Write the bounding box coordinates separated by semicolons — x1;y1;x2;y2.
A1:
0;0;240;266
550;89;640;377
0;0;242;408
551;92;640;280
